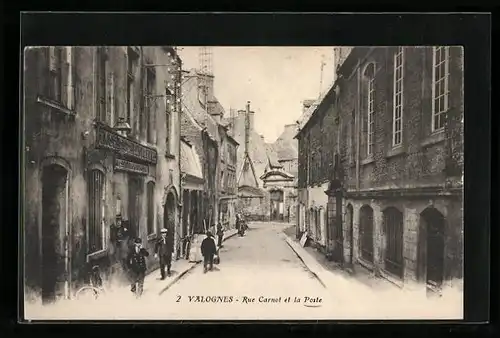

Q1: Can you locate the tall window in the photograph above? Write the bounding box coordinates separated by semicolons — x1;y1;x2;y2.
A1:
393;47;404;146
88;169;105;253
365;63;375;156
383;207;404;278
147;181;155;235
127;48;138;125
48;47;63;102
432;46;450;132
164;88;173;154
146;67;156;143
350;109;356;163
96;47;107;122
359;205;374;262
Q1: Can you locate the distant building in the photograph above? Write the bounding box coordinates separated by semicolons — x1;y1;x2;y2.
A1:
295;46;464;293
24;46;183;302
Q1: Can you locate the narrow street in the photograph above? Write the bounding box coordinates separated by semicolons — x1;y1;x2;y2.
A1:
155;222;334;320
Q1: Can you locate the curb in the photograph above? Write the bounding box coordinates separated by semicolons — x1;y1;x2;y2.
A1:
284;235;327;289
157;229;239;295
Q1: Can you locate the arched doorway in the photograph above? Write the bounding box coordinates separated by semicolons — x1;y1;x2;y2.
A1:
270;189;284;221
346;204;354;265
164;191;177;234
359;205;374;263
420;207;446;288
41;164;68;304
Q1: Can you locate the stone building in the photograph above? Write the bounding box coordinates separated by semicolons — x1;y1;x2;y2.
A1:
24;46;183;302
180;68;238;232
261;124;299;223
295;46;464;293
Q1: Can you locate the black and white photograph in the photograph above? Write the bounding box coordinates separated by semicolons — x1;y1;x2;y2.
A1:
22;44;464;320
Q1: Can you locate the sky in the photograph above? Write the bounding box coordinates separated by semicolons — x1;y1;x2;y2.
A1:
178;47;335;143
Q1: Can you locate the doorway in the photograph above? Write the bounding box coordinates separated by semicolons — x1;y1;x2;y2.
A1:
41;164;68;304
420;207;446;289
128;176;141;240
164;191;176;234
270;189;284;221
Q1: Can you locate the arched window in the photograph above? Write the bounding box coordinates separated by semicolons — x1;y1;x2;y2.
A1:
393;47;405;146
88;169;105;253
364;63;376;156
147;181;155;235
383;206;404;278
359;205;374;262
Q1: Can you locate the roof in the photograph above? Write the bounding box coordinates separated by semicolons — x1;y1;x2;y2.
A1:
273;124;298;160
238;185;265;197
260;169;294;181
181;72;220;141
180;139;203;180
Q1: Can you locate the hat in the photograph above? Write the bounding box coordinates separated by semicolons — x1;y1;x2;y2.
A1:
206;231;212;237
134;238;142;244
161;228;168;233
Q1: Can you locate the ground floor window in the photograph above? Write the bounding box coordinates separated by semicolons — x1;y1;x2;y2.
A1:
383;207;404;278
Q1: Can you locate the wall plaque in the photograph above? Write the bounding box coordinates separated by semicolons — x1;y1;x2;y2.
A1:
96;124;157;164
114;158;149;175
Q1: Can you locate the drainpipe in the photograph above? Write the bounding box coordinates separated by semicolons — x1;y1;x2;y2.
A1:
355;58;361;191
176;49;183;259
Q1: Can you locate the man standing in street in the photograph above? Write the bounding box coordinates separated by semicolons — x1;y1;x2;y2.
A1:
201;231;217;273
216;222;224;248
127;238;150;298
155;228;174;279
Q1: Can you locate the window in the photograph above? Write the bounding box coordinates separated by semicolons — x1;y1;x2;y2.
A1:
146;67;156;144
350;110;356;163
127;48;138;125
393;47;404;146
383;207;404;278
88;169;105;253
96;47;107;122
359;205;374;263
364;63;375;156
147;181;155;235
48;47;63;102
165;88;173;154
432;46;450;132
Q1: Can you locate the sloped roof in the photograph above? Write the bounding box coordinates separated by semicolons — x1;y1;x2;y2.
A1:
260;169;294;181
181;72;220;141
273;124;298;160
238;185;265;197
180;139;203;180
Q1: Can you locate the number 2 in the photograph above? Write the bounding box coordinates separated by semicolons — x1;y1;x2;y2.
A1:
176;295;181;302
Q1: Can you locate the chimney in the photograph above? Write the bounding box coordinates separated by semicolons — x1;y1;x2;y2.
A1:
302;99;315;114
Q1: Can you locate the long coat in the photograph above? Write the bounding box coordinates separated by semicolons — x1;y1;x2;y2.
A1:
155;234;174;256
201;236;217;257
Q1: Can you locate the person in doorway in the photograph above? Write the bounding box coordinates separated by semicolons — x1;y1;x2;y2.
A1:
113;216;131;274
216;222;224;248
127;238;149;298
201;231;217;273
155;228;174;279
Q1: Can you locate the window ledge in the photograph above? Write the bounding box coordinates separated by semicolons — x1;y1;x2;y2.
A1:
37;95;76;117
147;233;158;241
165;152;176;159
380;269;405;288
386;146;406;159
86;249;108;262
421;130;446;148
361;157;375;166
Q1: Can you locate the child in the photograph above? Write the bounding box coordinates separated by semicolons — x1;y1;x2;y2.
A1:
127;238;150;298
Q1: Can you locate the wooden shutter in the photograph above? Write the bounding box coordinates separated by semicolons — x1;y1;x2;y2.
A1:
60;57;69;107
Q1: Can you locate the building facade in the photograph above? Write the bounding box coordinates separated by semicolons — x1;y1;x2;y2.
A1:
24;46;183;302
296;46;464;292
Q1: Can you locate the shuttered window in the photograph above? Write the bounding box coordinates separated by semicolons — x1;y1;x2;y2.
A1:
88;170;105;253
48;47;63;102
359;205;374;262
147;181;155;235
383;207;404;278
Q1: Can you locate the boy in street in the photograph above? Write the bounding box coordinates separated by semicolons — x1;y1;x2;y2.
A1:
127;238;150;298
201;231;217;273
154;228;174;279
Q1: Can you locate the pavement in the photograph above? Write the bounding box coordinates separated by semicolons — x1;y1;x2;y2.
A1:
24;222;463;320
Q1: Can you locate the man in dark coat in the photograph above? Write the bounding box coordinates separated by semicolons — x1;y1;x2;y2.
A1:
201;231;217;273
154;227;174;279
127;238;150;298
216;222;224;248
